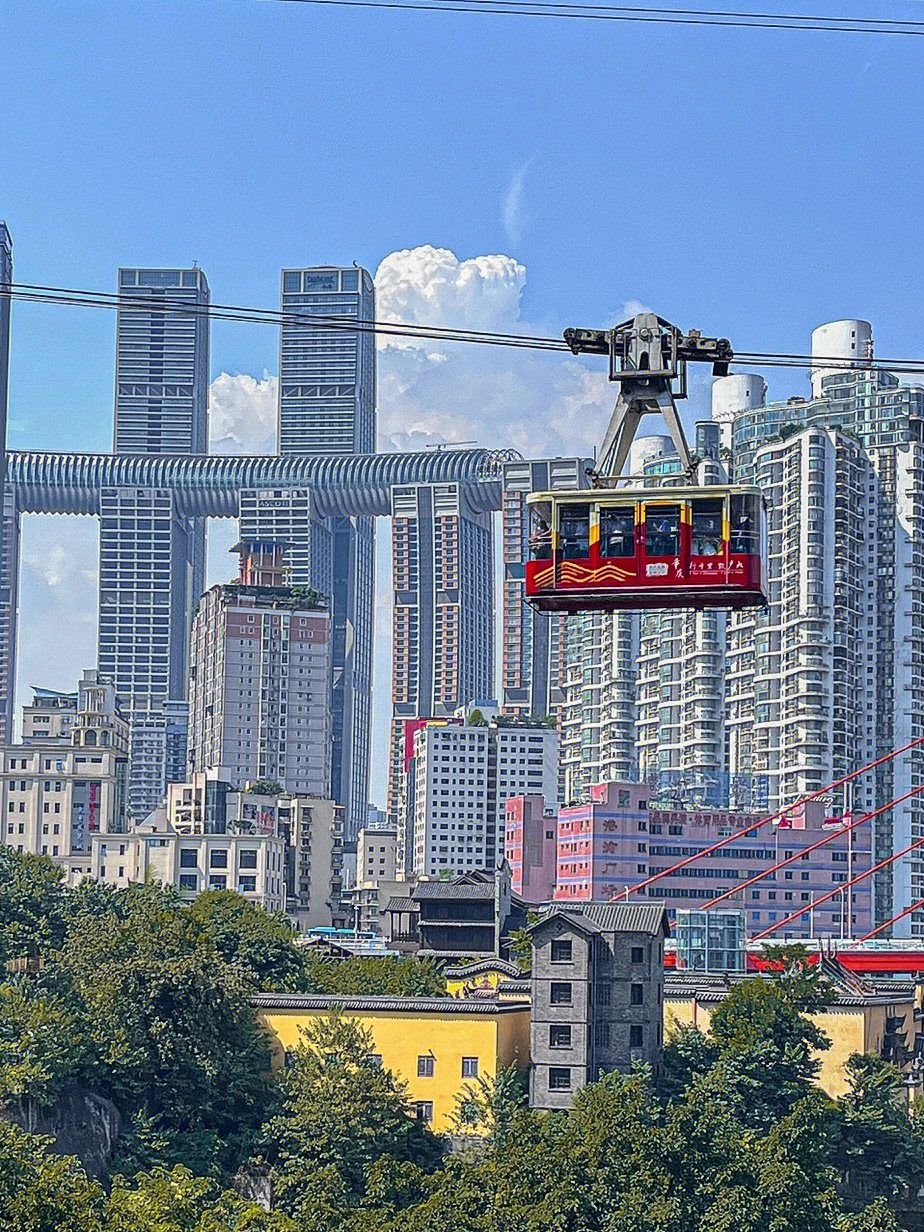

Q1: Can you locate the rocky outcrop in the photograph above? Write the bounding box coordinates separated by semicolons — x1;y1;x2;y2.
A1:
2;1086;120;1177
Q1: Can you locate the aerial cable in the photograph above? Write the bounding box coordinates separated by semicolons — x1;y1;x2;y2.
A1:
700;782;924;911
850;895;924;944
750;832;924;941
615;733;924;900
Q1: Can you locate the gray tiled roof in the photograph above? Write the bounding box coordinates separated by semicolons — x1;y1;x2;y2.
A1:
664;970;915;1008
444;958;521;978
253;992;527;1014
530;900;669;937
414;881;494;901
384;896;418;911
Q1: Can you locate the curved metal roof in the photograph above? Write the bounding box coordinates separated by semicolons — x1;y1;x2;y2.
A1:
6;447;519;517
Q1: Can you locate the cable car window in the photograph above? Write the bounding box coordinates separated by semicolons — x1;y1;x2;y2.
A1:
691;499;723;556
730;494;760;554
600;506;635;558
645;506;680;557
529;505;552;561
559;505;590;560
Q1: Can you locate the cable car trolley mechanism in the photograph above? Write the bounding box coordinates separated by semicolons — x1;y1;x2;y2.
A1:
525;312;768;614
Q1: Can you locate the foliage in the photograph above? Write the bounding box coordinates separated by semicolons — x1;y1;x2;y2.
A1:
247;779;284;798
104;1166;294;1232
0;977;94;1105
830;1053;924;1197
448;1063;528;1142
258;1012;443;1216
189;891;308;991
0;1119;103;1232
301;953;445;997
0;846;69;963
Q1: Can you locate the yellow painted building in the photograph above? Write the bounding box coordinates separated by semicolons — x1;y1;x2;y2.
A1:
254;992;530;1133
665;974;920;1098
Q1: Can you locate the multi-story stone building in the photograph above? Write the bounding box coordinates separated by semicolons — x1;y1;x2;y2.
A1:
0;671;129;881
529;901;668;1110
387;482;494;829
187;542;332;797
410;706;558;877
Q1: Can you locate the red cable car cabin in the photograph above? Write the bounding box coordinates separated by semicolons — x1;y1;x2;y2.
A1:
524;485;767;613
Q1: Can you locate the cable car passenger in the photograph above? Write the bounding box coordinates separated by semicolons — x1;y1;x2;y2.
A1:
600;506;635;557
691;499;723;556
730;493;760;555
529;505;553;560
559;504;590;560
646;505;680;557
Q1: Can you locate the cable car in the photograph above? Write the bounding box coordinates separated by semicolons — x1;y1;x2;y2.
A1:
524;484;767;613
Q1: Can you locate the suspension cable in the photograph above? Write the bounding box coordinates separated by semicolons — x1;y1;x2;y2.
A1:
850;896;924;945
700;784;924;911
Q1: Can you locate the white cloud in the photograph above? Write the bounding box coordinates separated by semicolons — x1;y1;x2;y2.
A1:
502;160;532;245
373;244;612;459
208;371;277;455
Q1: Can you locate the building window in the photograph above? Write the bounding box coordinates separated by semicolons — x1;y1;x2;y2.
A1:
629;1024;644;1047
239;849;258;870
179;874;197;891
596;983;610;1006
550;982;572;1005
417;1055;435;1077
209;848;228;869
594;1023;610;1048
179;849;197;868
548;1067;571;1091
208;874;227;891
630;946;644;964
414;1101;433;1123
238;876;257;893
549;1024;571;1048
630;983;644;1005
461;1057;479;1078
550;938;572;963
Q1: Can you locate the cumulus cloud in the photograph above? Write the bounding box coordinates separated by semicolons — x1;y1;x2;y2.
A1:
208;371;277;455
374;244;612;459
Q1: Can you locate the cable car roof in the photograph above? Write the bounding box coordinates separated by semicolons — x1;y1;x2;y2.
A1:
526;482;764;505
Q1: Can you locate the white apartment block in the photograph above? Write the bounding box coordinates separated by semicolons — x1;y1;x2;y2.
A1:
188;553;332;798
357;825;398;889
0;672;130;882
90;821;286;914
412;715;558;877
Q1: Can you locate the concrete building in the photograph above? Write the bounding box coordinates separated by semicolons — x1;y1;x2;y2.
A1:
385;867;527;959
386;482;494;829
256;991;530;1133
529;901;668;1110
544;780;871;940
278;266;376;840
188;542;332;798
357;825;398;888
500;458;589;721
0;671;129;881
102;266;210;820
504;793;557;903
0;223;13;743
410;708;558;877
90;813;287;913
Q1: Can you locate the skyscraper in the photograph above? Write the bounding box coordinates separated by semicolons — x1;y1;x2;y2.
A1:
386;481;494;829
187;542;332;796
278;266;375;838
101;267;210;819
0;224;15;742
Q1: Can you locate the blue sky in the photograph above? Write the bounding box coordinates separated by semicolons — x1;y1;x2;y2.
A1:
2;0;922;800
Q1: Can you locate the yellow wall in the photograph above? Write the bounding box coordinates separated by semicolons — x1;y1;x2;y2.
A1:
259;1005;530;1133
665;996;907;1098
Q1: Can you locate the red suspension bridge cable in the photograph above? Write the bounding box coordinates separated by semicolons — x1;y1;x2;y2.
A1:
750;834;924;942
615;734;924;900
700;784;924;911
850;896;924;944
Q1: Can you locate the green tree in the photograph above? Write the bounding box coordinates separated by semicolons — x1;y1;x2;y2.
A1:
259;1012;442;1217
302;954;445;998
0;1120;103;1232
105;1166;295;1232
248;779;284;797
0;846;69;963
0;977;94;1106
832;1053;924;1198
189;891;308;991
448;1063;527;1143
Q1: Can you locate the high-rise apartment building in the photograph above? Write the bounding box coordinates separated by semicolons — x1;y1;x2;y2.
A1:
0;671;129;881
386;482;494;827
101;266;210;820
278;266;376;840
501;458;589;720
0;224;14;742
188;543;332;797
410;710;558;876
